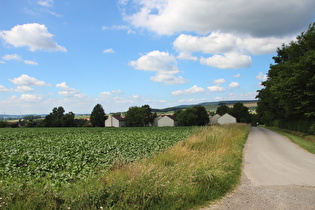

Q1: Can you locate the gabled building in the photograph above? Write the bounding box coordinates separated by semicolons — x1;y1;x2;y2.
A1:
217;113;236;125
153;115;178;127
105;115;126;127
209;114;221;125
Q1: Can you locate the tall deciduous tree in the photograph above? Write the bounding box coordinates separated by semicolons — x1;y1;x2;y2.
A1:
90;104;106;127
230;102;249;123
142;105;154;126
175;105;209;126
125;105;155;127
216;104;230;116
125;106;145;127
256;23;315;132
43;106;75;127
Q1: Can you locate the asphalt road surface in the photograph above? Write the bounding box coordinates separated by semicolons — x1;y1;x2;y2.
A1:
203;127;315;210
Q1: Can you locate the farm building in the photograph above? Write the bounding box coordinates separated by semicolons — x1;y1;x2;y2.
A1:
217;113;236;125
209;114;221;125
153;115;178;127
105;115;126;127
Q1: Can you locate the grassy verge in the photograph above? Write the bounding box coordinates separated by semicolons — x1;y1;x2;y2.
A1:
267;127;315;154
2;124;249;209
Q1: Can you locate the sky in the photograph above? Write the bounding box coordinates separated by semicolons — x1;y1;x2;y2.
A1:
1;0;315;115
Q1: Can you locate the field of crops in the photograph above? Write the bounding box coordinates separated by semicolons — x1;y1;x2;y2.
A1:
0;127;193;187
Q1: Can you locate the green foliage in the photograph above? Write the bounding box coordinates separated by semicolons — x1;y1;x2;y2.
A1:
43;106;75;127
229;102;249;123
125;105;154;127
61;112;75;127
175;105;209;126
257;23;315;132
0;127;192;187
90;104;106;127
0;121;7;127
23;115;41;121
216;104;230;115
125;106;145;127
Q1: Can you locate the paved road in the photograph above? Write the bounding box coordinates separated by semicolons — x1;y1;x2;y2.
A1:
204;127;315;210
244;127;315;186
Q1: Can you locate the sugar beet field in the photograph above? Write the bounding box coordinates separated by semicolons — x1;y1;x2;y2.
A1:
0;127;193;188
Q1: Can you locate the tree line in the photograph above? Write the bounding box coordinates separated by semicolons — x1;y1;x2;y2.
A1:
1;101;256;128
256;23;315;134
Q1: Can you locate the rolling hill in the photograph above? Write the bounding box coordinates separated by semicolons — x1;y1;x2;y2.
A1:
151;100;258;114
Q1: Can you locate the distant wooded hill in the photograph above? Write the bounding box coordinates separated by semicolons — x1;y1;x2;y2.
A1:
151;100;258;114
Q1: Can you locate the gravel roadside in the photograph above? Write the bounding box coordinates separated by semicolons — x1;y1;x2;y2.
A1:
202;172;315;210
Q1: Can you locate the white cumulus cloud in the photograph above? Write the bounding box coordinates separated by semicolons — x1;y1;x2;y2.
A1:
56;82;84;98
229;82;240;88
20;94;42;101
174;33;236;54
174;32;295;56
2;54;22;61
0;85;13;92
24;60;38;65
99;90;123;98
200;52;252;69
0;23;67;52
103;48;115;53
207;86;226;92
15;86;35;92
129;50;187;85
213;78;226;84
177;51;198;61
171;85;205;95
9;74;50;87
122;0;315;37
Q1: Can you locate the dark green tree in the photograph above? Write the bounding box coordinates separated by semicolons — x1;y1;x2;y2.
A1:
176;108;197;126
125;106;145;127
53;107;65;118
62;112;75;127
216;104;230;116
90;104;106;127
43;106;64;127
175;106;209;126
194;105;210;126
229;102;249;123
43;106;75;127
142;105;154;126
256;23;315;132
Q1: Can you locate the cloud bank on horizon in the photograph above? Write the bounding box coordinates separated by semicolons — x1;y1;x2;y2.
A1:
0;0;314;114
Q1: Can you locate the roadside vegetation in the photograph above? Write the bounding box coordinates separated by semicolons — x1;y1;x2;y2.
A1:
267;127;315;154
256;23;315;134
0;124;249;209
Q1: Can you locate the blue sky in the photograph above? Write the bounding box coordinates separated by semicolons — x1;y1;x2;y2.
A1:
1;0;315;114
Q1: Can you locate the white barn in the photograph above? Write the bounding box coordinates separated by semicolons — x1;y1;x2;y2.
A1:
153;115;178;127
209;114;221;125
217;113;236;125
105;115;126;127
